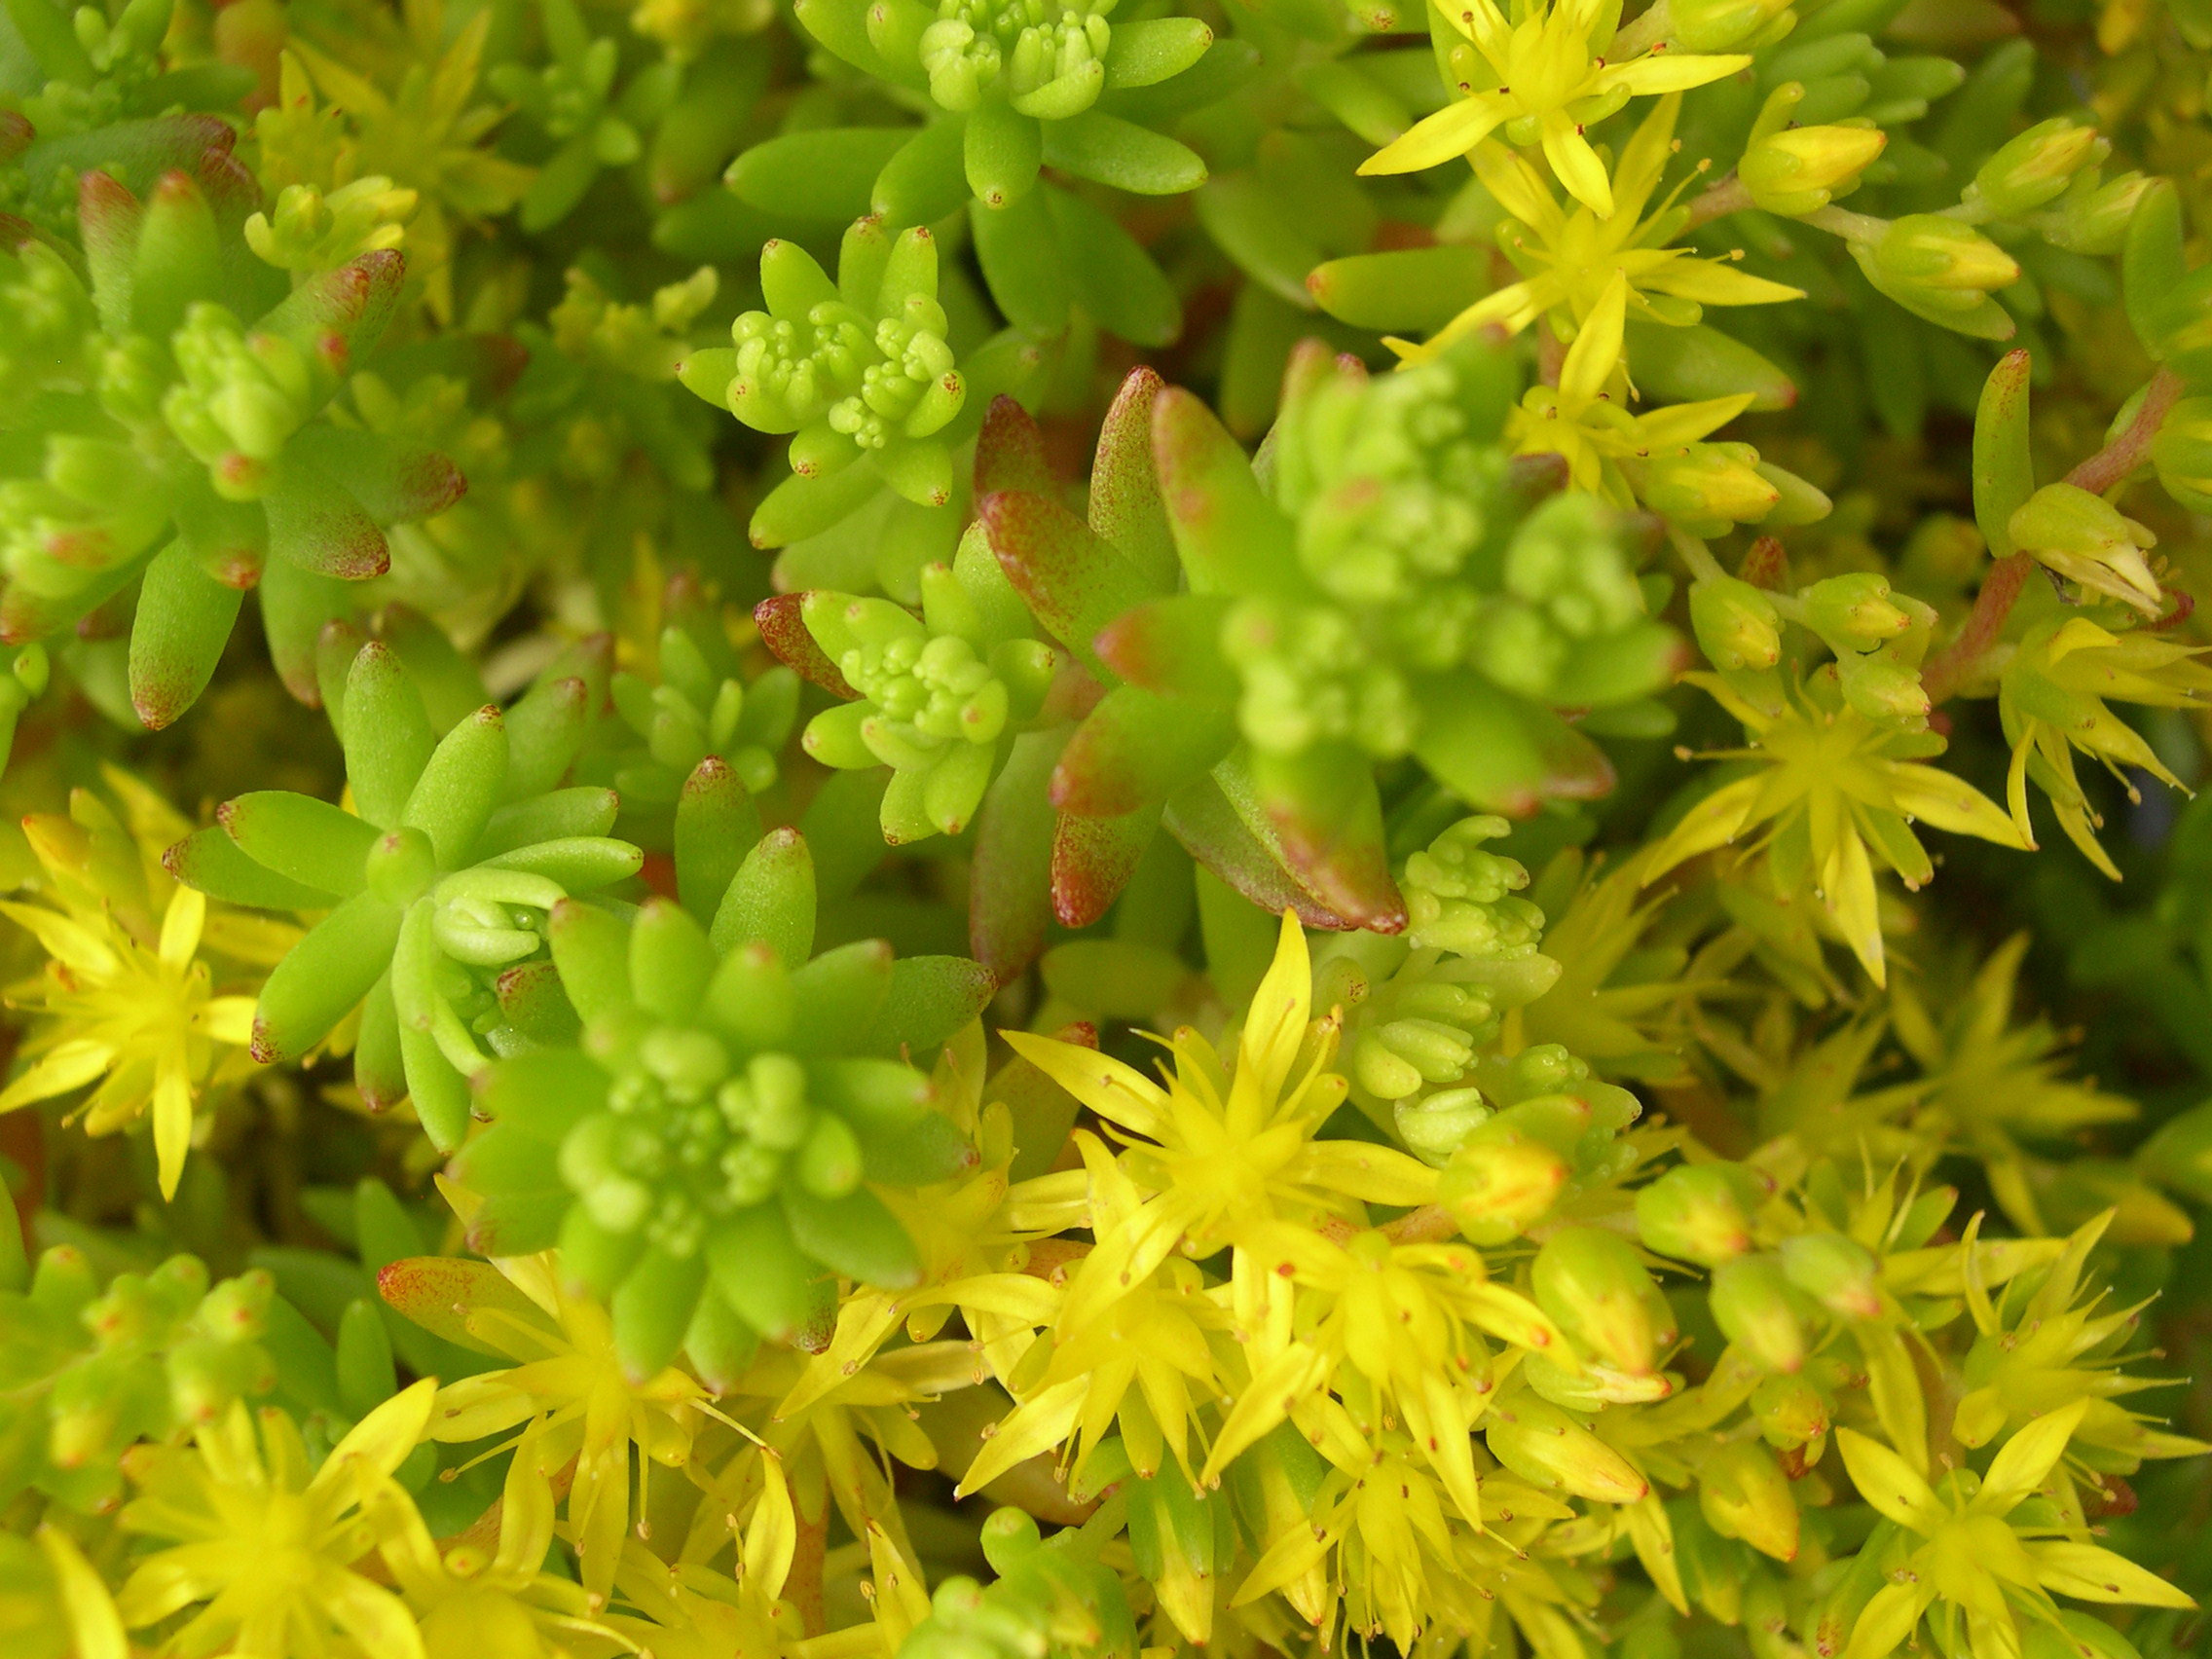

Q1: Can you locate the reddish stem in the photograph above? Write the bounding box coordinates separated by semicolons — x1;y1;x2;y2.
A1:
1922;553;2032;704
2065;365;2186;495
1924;365;2187;704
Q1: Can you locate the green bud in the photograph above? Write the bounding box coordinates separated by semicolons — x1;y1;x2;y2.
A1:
2009;481;2163;614
1836;648;1929;730
1636;1164;1756;1265
1440;1117;1570;1244
1394;1088;1493;1166
2043;170;2154;256
1532;1225;1677;1376
1486;1397;1650;1502
1638;443;1780;528
1799;573;1911;648
1698;1441;1798;1562
1400;817;1544;958
1710;1253;1807;1373
1689;577;1782;673
1776;1230;1880;1319
1751;1374;1828;1455
1742;86;1886;217
1966;119;2109;220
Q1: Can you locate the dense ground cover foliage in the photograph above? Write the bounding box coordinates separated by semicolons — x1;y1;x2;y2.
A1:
2;0;2212;1651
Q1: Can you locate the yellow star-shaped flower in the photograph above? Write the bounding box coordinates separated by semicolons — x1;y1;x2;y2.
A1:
1358;0;1749;217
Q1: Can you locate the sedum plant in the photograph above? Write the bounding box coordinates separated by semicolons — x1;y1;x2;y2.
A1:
1;0;2211;1652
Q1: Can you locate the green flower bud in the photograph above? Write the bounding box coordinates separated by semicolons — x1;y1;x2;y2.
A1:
1698;1441;1799;1562
1440;1117;1571;1244
1751;1374;1829;1455
1223;600;1419;759
1394;1087;1493;1166
1532;1225;1677;1376
2009;481;2163;614
1801;574;1911;647
687;221;974;543
1966;119;2109;220
1670;0;1792;52
1486;1397;1649;1502
1849;215;2020;338
1638;442;1781;528
1636;1164;1757;1265
1710;1253;1808;1373
1742;86;1886;217
1871;217;2020;288
2041;169;2154;256
1836;647;1930;730
1401;817;1545;957
1777;1230;1881;1318
1690;577;1782;673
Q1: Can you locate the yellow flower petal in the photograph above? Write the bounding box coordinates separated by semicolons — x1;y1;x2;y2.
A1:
0;903;120;979
999;1029;1171;1141
1602;50;1751;94
1359;95;1508;175
152;1053;194;1201
36;1526;127;1659
1632;393;1756;449
1835;1428;1944;1533
1561;270;1629;402
1823;819;1886;987
159;885;206;970
745;1451;798;1598
956;1375;1088;1496
2029;1541;2198;1607
0;1039;119;1112
1642;262;1804;307
318;1377;439;1493
1541;118;1614;217
1236;910;1311;1113
200;997;258;1046
1844;1577;1935;1659
1879;761;2028;848
1976;1397;2088;1514
1641;777;1763;880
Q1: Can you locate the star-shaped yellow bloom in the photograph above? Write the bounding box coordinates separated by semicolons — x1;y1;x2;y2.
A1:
1392;95;1801;363
1358;0;1749;217
1643;675;2027;986
1501;271;1759;504
1998;614;2212;879
1837;1401;2194;1659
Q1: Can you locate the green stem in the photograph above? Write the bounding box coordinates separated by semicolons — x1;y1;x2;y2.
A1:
1682;173;1753;231
1804;203;1888;243
1669;527;1727;585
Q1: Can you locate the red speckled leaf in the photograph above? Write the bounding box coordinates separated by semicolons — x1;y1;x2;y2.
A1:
260;247;405;374
1088;366;1177;587
1090;594;1237;702
975;392;1053;498
1245;744;1405;933
980;490;1161;679
378;1255;558;1357
754;592;854;695
1150;387;1299;598
971;728;1066;980
1051;685;1236;818
264;462;390;579
1051;801;1162;928
1161;761;1356;931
